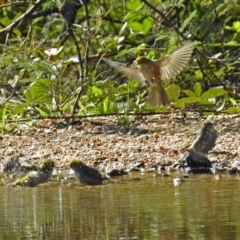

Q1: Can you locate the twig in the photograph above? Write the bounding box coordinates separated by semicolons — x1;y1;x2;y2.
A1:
71;0;91;115
0;1;32;8
6;109;233;124
69;29;84;116
141;0;185;39
0;0;45;37
0;89;16;107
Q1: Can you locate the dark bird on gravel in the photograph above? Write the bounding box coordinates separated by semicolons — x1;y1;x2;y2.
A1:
11;159;54;187
190;121;218;154
70;160;108;185
103;42;194;106
181;121;218;173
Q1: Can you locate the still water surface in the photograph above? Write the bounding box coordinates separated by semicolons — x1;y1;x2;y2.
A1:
1;172;240;240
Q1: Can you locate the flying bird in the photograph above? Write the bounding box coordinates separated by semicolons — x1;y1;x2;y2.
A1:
103;42;194;106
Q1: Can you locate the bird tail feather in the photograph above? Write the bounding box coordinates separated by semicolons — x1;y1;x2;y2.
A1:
147;84;169;106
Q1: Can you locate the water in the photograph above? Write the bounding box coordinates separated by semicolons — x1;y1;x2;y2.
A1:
0;172;240;240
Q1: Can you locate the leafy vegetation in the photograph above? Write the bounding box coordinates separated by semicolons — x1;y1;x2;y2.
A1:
0;0;240;132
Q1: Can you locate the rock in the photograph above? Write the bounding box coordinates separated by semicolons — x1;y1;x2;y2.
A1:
184;149;212;168
108;169;129;177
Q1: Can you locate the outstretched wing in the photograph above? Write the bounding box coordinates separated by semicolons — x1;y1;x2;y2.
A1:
102;58;146;86
154;42;194;80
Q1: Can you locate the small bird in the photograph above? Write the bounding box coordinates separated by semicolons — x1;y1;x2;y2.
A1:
3;157;37;177
190;121;218;154
70;159;108;185
181;121;217;171
11;159;54;187
103;42;194;106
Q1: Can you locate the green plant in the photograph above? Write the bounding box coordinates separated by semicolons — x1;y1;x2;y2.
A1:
0;0;239;132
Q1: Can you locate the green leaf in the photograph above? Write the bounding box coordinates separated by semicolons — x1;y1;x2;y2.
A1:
142;17;152;34
233;21;240;32
143;105;168;112
166;84;181;101
0;17;10;27
201;88;227;99
228;107;240;114
129;21;142;32
91;86;102;95
115;48;132;58
180;10;197;32
194;82;202;97
35;107;49;117
174;97;212;109
195;70;203;80
11;103;28;116
13;28;22;37
24;78;51;103
105;40;118;50
127;0;142;10
0;103;8;130
229;97;237;106
103;98;110;113
182;90;195;97
13;12;22;20
173;100;185;109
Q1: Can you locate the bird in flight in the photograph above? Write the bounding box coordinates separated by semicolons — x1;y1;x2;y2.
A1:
103;42;194;106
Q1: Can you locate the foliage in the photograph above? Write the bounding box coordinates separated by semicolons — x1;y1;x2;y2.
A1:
0;0;240;130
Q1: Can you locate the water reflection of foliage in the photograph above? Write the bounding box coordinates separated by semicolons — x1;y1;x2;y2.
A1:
1;173;240;239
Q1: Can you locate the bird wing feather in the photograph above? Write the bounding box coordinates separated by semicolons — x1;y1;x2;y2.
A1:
102;58;147;86
154;42;194;80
